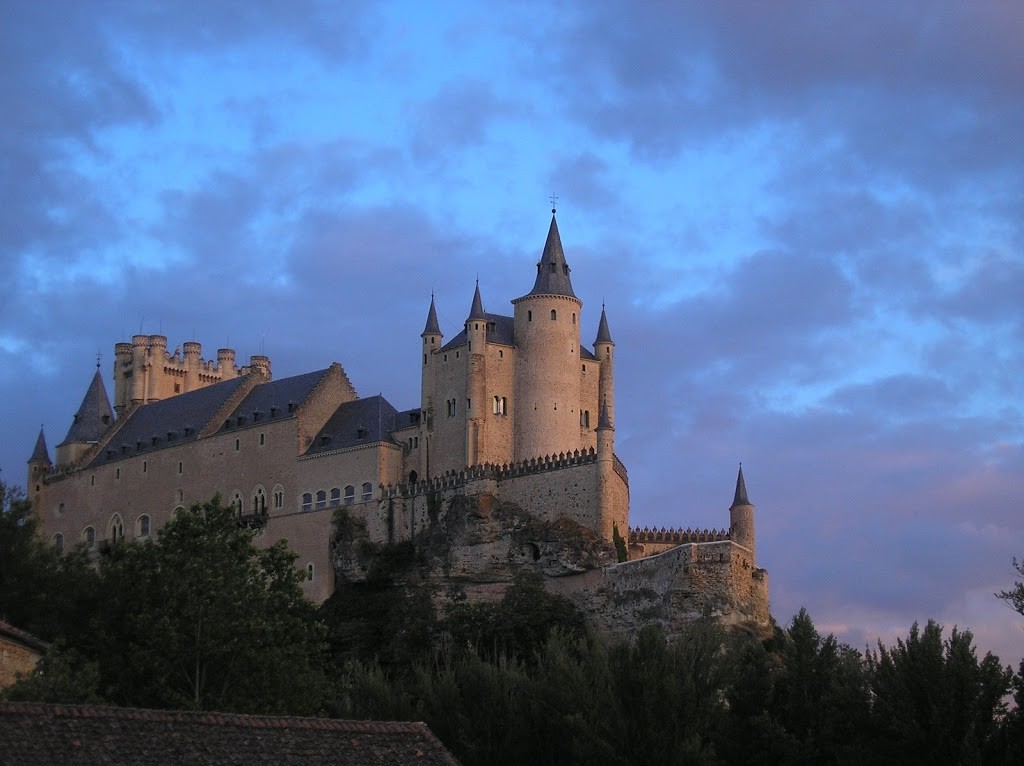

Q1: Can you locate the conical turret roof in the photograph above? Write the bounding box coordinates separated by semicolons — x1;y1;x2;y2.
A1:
595;304;614;345
422;294;441;336
28;427;51;465
468;281;486;321
58;369;114;447
526;214;577;299
597;398;613;429
730;464;751;508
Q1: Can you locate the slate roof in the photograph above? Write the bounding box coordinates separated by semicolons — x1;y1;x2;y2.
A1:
440;313;515;351
731;464;751;508
393;407;422;432
88;376;250;468
0;702;461;766
422;295;442;336
28;428;51;465
225;368;331;426
305;395;400;455
525;214;577;299
0;621;48;653
58;370;114;448
467;282;486;320
595;305;614;345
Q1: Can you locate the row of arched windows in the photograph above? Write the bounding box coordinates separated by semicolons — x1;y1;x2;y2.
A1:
56;513;152;554
301;482;373;511
228;485;284;515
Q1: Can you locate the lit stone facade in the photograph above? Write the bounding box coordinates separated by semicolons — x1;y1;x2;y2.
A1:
26;214;767;629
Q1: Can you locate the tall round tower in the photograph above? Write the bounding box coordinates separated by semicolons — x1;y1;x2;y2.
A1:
146;335;168;401
419;294;443;481
729;464;756;560
512;212;583;461
130;334;148;406
114;341;133;416
183;341;202;391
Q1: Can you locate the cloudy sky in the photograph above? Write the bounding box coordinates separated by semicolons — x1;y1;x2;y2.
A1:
2;1;1022;663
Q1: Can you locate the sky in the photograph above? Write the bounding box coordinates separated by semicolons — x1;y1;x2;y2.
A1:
2;1;1022;664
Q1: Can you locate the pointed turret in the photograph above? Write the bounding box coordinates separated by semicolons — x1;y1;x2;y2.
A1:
595;304;614;345
597;398;613;430
728;464;756;558
527;213;577;298
28;427;51;466
56;369;114;465
468;281;486;321
731;464;750;508
421;294;442;337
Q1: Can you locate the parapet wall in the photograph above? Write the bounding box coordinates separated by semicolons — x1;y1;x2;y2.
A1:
629;525;730;559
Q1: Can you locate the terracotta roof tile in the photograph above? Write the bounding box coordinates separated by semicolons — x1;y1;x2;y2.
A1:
0;702;460;765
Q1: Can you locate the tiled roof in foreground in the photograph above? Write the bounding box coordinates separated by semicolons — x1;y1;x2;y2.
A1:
0;702;461;766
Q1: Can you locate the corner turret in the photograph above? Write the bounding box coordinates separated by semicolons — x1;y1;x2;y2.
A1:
419;294;443;477
466;282;487;465
729;464;756;559
26;426;51;513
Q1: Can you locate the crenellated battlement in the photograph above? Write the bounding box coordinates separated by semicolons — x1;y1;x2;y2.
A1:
383;448;601;498
629;526;730;545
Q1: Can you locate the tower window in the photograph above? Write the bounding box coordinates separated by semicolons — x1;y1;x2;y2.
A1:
235;438;240;451
90;474;95;486
550;309;557;320
528;310;532;321
259;432;265;446
142;460;147;474
581;410;590;428
307;563;315;581
178;461;183;474
53;533;64;554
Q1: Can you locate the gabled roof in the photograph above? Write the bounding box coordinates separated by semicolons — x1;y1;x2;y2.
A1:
0;702;461;766
524;214;577;299
28;427;51;465
58;370;114;447
305;395;400;455
226;368;332;424
422;294;442;336
731;464;751;508
88;376;250;467
440;313;515;352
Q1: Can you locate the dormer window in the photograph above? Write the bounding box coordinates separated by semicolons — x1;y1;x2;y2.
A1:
321;436;331;446
357;428;368;439
270;407;278;417
102;415;110;425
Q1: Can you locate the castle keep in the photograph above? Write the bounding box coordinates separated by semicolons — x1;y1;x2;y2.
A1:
27;214;769;634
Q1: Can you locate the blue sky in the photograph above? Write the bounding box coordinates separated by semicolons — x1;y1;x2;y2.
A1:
2;0;1022;663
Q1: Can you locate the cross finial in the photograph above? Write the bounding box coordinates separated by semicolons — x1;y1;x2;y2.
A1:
549;194;558;215
96;350;102;369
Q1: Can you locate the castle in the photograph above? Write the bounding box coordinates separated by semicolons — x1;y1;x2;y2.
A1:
27;213;769;634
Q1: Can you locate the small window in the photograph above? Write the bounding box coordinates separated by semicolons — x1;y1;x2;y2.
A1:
307;563;314;581
177;488;184;502
498;349;503;358
528;310;532;321
259;432;265;446
173;505;185;517
142;460;147;474
443;353;448;362
315;490;327;510
581;410;590;428
550;309;557;320
83;527;95;549
137;515;151;538
455;350;460;359
178;461;183;474
501;397;508;415
572;312;576;325
174;383;181;393
344;485;355;505
493;396;501;415
57;502;65;515
301;493;313;512
361;482;373;502
110;516;125;542
329;488;341;507
273;485;284;509
253;487;267;513
235;438;240;451
115;467;120;480
231;491;242;511
53;533;64;554
90;474;95;486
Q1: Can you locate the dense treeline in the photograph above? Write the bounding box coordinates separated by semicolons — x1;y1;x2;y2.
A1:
2;484;1023;764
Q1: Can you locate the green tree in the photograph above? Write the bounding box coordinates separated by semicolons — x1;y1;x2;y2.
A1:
92;497;327;713
0;480;98;643
866;620;1011;764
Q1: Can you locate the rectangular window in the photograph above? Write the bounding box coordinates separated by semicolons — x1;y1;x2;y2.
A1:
142;460;147;474
178;462;183;474
259;432;265;446
115;467;120;480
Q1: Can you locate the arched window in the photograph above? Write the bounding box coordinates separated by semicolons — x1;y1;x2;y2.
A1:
550;309;557;320
53;533;64;554
527;310;532;321
572;312;576;325
329;488;341;507
273;484;284;509
493;396;501;414
83;526;96;549
307;563;314;581
109;514;125;542
173;505;185;517
344;485;355;505
301;493;312;512
137;514;151;538
408;470;418;486
361;482;373;502
315;490;327;510
231;491;243;512
253;486;266;513
581;410;590;428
